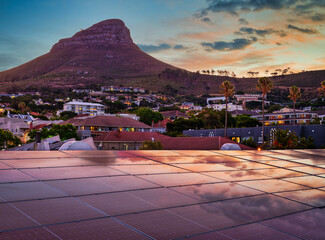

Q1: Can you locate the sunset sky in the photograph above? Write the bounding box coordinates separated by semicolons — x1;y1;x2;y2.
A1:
1;0;325;76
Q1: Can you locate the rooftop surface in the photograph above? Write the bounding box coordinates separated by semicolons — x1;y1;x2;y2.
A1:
0;150;324;239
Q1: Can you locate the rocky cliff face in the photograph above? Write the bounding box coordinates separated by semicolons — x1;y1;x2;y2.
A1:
52;19;135;50
0;19;176;89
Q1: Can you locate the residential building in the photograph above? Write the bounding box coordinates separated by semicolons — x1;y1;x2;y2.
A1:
62;115;152;139
208;103;243;111
7;112;34;122
235;94;263;101
251;111;317;125
206;96;226;105
63;101;105;115
0;117;30;137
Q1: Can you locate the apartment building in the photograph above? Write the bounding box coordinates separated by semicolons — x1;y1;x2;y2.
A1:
63;101;105;115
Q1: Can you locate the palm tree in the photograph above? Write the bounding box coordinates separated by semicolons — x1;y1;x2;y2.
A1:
318;80;325;97
219;81;235;137
257;77;273;147
288;86;301;125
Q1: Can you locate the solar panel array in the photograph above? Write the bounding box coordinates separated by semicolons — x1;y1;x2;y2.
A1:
0;149;324;239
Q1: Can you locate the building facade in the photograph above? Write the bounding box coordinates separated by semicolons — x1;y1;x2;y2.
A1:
63;101;105;115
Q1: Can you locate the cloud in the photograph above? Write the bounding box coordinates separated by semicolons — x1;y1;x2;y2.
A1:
137;43;189;53
195;0;299;16
238;27;287;37
201;17;212;23
287;24;318;34
137;43;171;53
173;45;188;50
201;37;257;51
310;13;325;22
238;18;249;25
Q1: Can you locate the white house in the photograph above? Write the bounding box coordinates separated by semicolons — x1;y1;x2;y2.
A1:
208;103;243;111
63;101;105;115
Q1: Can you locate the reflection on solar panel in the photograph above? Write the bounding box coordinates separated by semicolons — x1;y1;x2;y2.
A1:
1;150;324;239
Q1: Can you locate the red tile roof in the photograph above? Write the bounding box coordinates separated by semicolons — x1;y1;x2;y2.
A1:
61;116;151;128
31;123;51;130
160;110;189;119
152;119;172;128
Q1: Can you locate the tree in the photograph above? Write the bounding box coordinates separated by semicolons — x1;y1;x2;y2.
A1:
288;86;301;125
318;80;325;97
139;140;163;150
0;129;22;149
136;108;163;126
219;81;235;137
270;129;298;149
60;111;78;120
28;124;79;142
257;77;273;147
166;118;204;137
235;115;261;128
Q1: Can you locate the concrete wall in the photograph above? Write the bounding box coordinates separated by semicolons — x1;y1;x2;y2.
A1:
184;125;325;147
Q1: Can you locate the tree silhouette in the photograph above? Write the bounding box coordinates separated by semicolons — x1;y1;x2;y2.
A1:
219;81;235;137
288;86;301;125
257;77;273;147
318;80;325;97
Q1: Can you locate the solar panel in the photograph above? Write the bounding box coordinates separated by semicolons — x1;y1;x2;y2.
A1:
0;203;38;231
1;149;325;239
238;179;310;192
0;227;59;240
78;192;158;216
46;218;148;240
261;209;325;239
218;223;300;240
12;197;104;225
21;166;126;180
109;164;189;174
211;194;311;222
283;175;325;188
0;182;68;202
171;182;263;202
138;172;223;187
274;189;325;207
0;169;36;183
116;209;209;239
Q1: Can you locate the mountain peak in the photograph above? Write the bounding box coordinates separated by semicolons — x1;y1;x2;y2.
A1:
51;19;133;51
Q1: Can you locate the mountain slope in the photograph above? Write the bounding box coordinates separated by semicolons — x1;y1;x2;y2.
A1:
0;19;176;89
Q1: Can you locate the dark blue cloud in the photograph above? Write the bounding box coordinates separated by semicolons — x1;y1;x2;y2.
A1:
238;18;249;25
137;43;171;53
201;37;257;51
196;0;299;16
173;45;188;50
310;13;325;22
238;27;287;37
137;43;188;53
201;17;212;23
287;24;318;34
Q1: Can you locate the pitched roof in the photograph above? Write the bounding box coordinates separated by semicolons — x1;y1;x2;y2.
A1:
62;116;151;128
160;110;189;118
152;119;172;128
